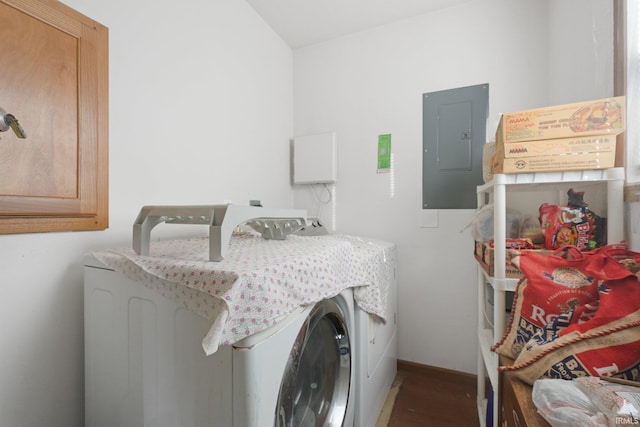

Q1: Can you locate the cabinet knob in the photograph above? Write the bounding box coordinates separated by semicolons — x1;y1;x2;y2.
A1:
0;107;27;139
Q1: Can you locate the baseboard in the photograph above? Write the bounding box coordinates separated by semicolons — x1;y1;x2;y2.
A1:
397;359;477;386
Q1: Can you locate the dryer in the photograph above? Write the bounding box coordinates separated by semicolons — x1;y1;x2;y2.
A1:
353;239;398;427
84;255;356;427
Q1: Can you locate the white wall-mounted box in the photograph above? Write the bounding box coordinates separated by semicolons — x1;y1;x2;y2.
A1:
293;132;337;184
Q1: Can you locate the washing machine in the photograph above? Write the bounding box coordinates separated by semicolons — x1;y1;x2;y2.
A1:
84;254;356;427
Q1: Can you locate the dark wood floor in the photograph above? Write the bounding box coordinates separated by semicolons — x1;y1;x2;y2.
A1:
386;361;481;427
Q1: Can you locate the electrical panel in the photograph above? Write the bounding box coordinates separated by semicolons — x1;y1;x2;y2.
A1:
422;83;488;209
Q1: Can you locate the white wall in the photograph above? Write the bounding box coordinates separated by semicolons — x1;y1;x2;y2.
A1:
292;0;613;374
548;0;614;104
0;0;294;426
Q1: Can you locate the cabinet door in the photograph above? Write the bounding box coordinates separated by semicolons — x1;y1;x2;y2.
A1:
0;0;108;233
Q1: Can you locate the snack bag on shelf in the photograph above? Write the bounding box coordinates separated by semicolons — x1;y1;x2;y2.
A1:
539;189;607;251
488;238;535;250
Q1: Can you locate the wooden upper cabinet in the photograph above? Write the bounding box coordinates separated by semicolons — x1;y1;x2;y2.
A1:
0;0;108;233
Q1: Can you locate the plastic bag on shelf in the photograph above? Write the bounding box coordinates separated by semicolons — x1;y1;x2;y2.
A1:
532;378;609;427
520;214;544;245
575;377;640;425
468;204;522;242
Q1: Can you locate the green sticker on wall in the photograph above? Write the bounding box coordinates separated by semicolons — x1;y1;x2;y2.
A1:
377;134;391;172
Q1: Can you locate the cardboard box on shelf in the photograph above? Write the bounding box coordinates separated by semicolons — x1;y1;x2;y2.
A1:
496;96;625;144
474;241;524;279
499;134;616;158
474;241;550;280
490;149;615;174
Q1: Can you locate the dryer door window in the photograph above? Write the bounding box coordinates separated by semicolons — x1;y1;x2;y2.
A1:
275;299;351;427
